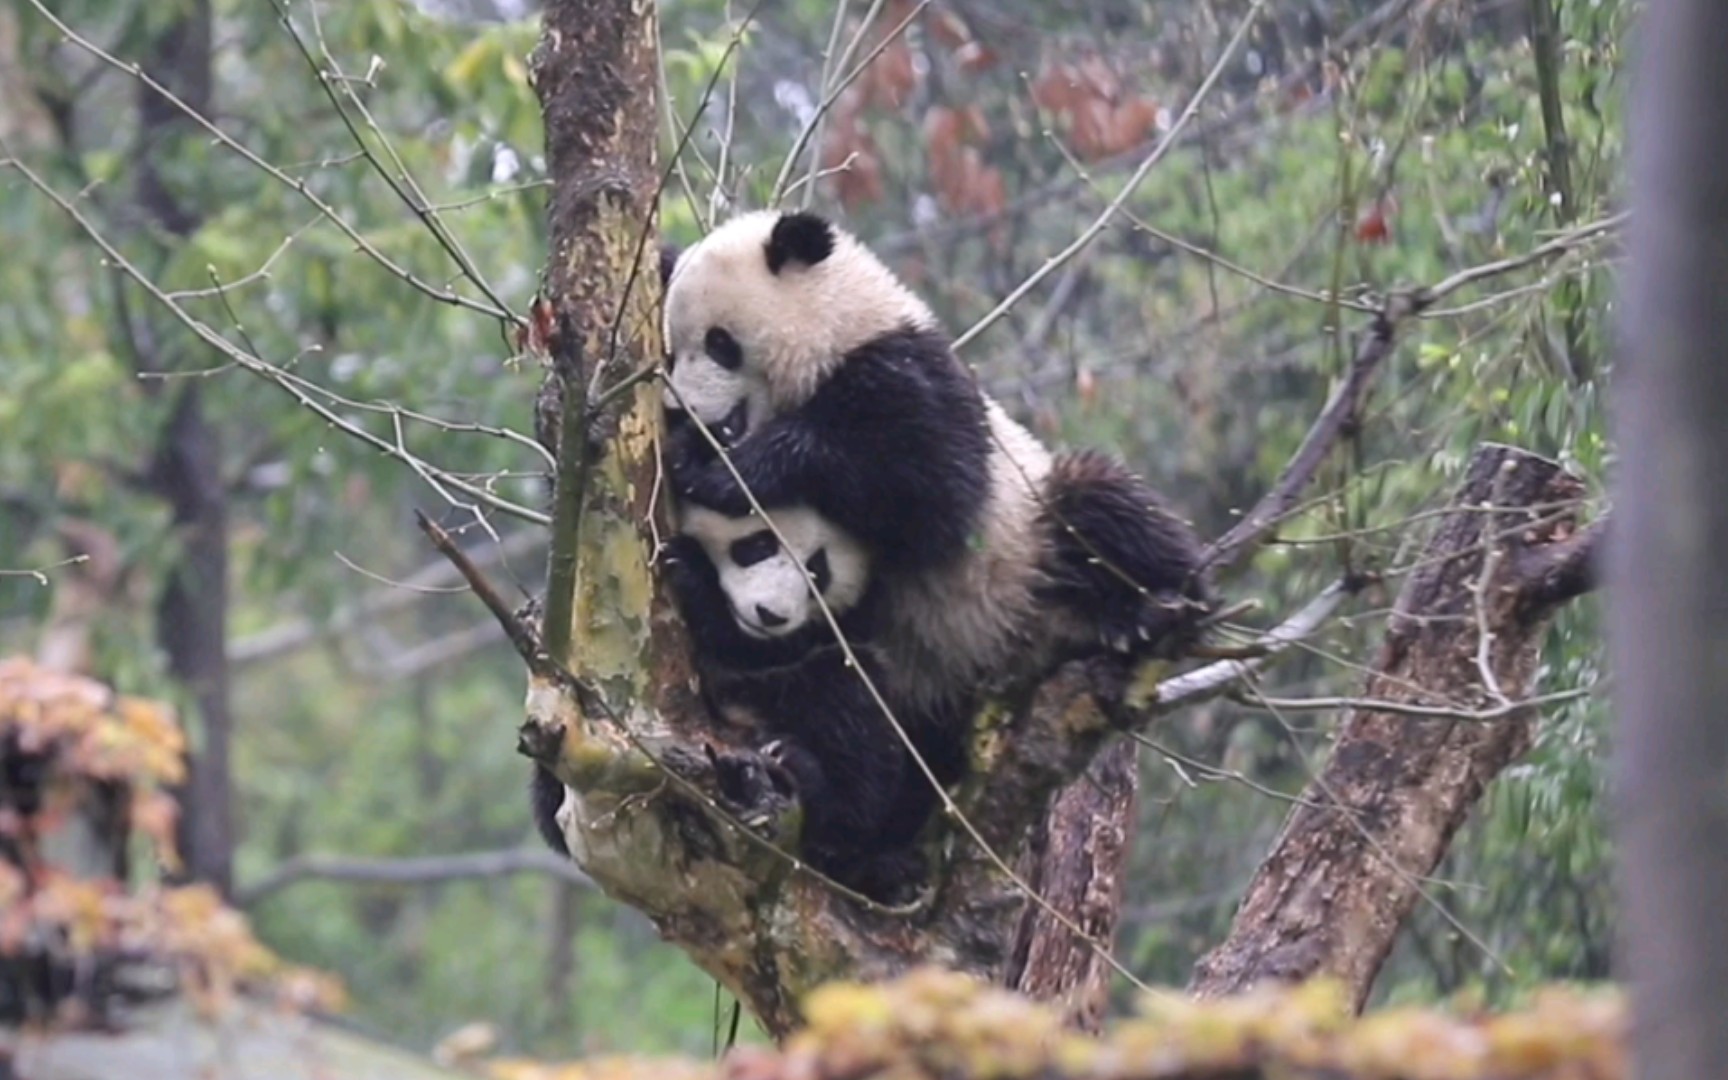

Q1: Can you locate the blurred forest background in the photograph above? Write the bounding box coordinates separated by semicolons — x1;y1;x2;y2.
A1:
0;0;1619;1061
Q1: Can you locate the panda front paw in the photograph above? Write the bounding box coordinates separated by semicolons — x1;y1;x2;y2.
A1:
1095;590;1203;658
708;742;797;829
678;460;752;515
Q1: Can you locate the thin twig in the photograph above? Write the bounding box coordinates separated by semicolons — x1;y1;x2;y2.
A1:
952;0;1269;352
22;0;511;322
2;147;547;525
1234;685;1595;723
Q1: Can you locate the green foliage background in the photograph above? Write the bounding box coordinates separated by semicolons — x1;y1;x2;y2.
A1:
0;0;1620;1058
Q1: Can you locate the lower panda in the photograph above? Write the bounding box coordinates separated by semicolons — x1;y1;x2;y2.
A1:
663;500;967;900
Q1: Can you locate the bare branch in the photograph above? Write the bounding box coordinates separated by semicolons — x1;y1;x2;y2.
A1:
952;0;1270;352
235;848;594;907
414;510;548;680
21;0;514;322
0;147;548;526
1136;582;1351;713
1199;294;1424;574
230;529;541;668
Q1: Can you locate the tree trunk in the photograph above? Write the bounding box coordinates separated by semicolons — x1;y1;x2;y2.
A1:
519;0;1606;1040
1006;739;1139;1032
133;0;234;897
1611;2;1728;1075
1189;443;1595;1008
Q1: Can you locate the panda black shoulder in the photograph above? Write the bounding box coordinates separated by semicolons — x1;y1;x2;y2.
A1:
795;324;993;571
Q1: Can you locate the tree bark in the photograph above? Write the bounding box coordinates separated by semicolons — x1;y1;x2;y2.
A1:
1189;443;1592;1008
1006;739;1139;1032
1611;2;1728;1076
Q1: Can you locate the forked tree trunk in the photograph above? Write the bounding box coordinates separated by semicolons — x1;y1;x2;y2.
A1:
1190;444;1598;1007
520;0;1604;1040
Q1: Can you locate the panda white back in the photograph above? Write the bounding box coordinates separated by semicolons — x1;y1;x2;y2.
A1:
878;400;1060;711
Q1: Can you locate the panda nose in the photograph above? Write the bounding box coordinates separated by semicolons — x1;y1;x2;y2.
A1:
755;605;789;629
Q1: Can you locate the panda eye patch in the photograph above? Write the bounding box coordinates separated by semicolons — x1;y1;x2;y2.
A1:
807;549;832;594
704;327;744;371
729;531;779;568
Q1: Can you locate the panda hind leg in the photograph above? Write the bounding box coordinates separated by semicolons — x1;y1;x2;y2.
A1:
1040;450;1215;658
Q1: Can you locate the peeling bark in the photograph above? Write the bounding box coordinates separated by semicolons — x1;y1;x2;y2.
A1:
1189;443;1592;1008
1006;739;1139;1032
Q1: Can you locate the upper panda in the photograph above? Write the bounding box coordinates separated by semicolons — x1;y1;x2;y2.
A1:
662;210;992;576
663;210;1214;716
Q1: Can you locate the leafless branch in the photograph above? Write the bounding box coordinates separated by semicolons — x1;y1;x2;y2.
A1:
1135;582;1351;713
1200;295;1425;574
21;0;513;322
235;848;594;907
1;148;548;526
953;0;1269;352
414;510;548;679
230;529;541;668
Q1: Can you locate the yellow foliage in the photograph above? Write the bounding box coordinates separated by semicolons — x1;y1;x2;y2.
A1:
478;967;1625;1080
0;656;187;787
0;656;346;1023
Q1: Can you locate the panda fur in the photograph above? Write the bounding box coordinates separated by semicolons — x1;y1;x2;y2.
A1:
663;210;993;576
664;501;967;898
662;209;1213;722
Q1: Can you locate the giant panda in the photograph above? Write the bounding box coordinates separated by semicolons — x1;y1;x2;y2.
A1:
662;210;993;577
662;500;968;899
660;209;1214;721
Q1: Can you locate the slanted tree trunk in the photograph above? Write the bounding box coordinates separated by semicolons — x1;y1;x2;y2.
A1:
1189;444;1599;1008
1611;2;1728;1076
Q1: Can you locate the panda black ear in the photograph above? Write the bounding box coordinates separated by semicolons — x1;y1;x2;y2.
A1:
765;212;836;274
659;242;683;288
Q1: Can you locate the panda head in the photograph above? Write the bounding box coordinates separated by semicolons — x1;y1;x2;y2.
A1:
661;210;936;442
680;503;872;640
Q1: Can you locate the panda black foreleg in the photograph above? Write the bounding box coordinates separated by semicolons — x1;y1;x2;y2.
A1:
530;764;571;857
720;652;915;874
1040;450;1214;658
673;344;994;574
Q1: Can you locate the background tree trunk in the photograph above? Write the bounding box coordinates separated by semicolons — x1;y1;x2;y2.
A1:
133;0;235;897
1612;2;1728;1075
1190;444;1596;1008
